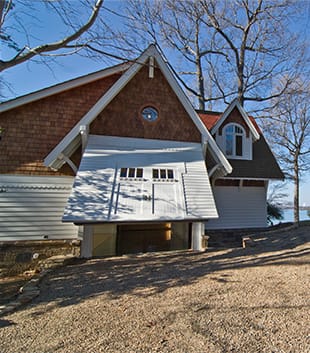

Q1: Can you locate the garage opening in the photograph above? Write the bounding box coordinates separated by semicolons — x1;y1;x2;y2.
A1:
117;223;172;255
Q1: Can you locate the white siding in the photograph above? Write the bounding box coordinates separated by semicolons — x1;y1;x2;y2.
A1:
63;135;218;223
183;161;218;219
0;175;79;241
205;186;267;229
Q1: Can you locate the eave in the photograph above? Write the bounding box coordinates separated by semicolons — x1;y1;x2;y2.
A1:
0;63;130;113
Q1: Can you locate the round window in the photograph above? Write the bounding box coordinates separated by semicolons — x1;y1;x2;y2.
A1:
141;106;158;122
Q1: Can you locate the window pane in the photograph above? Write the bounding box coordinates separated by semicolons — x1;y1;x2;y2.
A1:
128;168;135;178
226;134;233;155
167;169;174;179
152;169;159;178
236;135;243;156
120;168;127;177
235;126;243;134
136;168;143;178
226;125;234;133
160;169;166;179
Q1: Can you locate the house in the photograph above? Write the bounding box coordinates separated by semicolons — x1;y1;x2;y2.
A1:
0;45;283;259
198;100;284;230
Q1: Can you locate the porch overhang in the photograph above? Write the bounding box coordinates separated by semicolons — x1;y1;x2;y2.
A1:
62;135;218;224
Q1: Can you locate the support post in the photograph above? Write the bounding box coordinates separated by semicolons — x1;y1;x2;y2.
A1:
191;222;205;251
81;225;93;258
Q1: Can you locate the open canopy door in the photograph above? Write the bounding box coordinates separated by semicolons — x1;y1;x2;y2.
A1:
63;135;218;224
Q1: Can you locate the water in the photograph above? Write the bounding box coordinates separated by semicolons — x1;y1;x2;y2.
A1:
275;209;310;224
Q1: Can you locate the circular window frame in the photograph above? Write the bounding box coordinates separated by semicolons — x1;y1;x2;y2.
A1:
140;106;159;123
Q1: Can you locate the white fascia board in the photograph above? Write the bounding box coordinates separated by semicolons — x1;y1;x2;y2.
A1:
89;134;203;150
44;51;153;168
220;176;270;181
0;174;74;184
149;46;232;175
211;98;260;141
0;63;130;113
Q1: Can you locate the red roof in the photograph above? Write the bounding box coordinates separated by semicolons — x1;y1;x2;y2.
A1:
197;111;262;135
197;112;221;130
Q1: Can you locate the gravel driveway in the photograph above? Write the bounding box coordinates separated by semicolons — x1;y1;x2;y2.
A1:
0;225;309;353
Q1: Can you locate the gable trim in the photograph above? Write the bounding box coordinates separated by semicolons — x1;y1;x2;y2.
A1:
211;99;260;141
0;63;130;113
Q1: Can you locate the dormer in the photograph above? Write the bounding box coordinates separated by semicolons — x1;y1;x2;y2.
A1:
210;99;260;161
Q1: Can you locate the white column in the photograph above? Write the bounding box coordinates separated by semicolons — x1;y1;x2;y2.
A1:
191;222;204;251
80;225;93;258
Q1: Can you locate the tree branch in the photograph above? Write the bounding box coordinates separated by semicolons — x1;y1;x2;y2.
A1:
0;0;104;72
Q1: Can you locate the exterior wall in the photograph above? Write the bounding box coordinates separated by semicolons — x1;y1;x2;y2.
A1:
0;73;121;176
90;64;201;143
92;224;117;257
205;185;268;229
0;175;79;241
0;239;80;277
171;223;189;250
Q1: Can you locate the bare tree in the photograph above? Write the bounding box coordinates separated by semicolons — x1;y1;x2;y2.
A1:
122;0;305;111
262;78;310;224
0;0;107;73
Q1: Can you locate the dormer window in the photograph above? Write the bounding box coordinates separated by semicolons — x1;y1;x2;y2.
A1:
224;124;244;158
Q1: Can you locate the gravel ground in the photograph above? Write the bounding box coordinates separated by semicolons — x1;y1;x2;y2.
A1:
0;225;309;353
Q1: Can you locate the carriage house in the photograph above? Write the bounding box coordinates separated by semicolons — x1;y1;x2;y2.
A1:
0;45;283;258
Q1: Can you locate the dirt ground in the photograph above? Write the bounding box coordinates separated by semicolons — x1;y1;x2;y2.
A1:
0;224;309;353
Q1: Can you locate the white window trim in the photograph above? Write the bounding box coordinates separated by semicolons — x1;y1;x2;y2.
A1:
224;123;246;159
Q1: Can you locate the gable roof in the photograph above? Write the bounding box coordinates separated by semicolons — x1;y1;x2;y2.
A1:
0;63;130;113
209;99;260;141
197;110;222;130
197;109;284;180
198;110;262;135
63;135;218;223
42;44;232;174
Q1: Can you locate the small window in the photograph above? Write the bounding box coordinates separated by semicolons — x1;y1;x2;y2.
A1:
120;168;127;178
128;168;135;178
152;169;159;179
160;169;166;179
136;168;143;178
152;168;175;181
225;124;244;158
141;106;158;122
120;168;143;179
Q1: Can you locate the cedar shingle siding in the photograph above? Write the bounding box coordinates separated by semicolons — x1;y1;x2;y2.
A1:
218;107;250;137
0;74;121;176
227;136;284;179
90;65;201;142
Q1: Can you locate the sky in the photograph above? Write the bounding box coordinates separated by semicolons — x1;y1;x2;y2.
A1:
1;0;309;206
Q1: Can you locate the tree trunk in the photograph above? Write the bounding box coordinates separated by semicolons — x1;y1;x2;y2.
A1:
293;157;300;225
197;58;205;110
195;21;205;111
